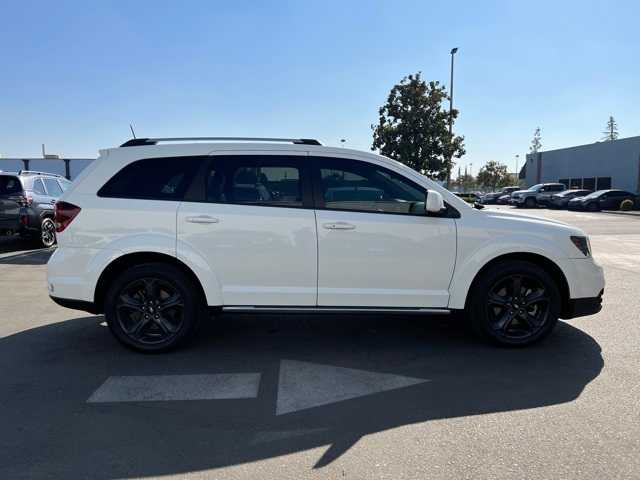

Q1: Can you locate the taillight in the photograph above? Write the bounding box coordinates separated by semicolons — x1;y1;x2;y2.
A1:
54;201;81;233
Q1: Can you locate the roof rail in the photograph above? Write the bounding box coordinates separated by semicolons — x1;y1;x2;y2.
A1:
119;137;323;147
18;170;64;178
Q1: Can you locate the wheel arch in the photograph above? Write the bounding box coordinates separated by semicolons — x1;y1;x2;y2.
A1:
93;252;208;314
461;252;571;317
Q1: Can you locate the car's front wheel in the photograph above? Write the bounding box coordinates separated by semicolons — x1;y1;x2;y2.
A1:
104;263;205;353
468;260;560;346
525;197;537;208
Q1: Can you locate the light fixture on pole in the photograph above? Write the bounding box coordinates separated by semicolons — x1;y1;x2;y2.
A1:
445;47;458;189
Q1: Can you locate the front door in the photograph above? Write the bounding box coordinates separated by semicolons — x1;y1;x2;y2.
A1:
312;156;457;308
177;153;317;306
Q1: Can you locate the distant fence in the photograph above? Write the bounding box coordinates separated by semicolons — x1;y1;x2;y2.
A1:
0;158;94;180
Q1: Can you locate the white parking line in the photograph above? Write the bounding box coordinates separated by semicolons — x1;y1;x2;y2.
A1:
87;373;261;403
276;360;429;415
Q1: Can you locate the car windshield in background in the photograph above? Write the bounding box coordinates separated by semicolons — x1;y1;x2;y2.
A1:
0;175;22;195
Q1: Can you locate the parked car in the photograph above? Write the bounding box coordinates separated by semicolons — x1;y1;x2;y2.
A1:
454;192;480;204
510;183;566;208
568;189;638;211
549;189;592;209
0;171;71;247
496;194;512;205
480;186;520;205
47;137;604;352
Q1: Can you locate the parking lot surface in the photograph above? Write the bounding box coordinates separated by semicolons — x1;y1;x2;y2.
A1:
1;207;639;479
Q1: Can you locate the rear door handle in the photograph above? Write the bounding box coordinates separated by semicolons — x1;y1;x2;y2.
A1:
186;215;220;224
323;221;356;230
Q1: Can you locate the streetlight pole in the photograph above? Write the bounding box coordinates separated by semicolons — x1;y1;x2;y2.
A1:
446;47;458;189
515;154;520;183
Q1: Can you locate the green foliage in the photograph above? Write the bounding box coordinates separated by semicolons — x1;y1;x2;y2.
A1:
454;173;476;192
476;160;512;191
530;127;542;154
372;72;465;180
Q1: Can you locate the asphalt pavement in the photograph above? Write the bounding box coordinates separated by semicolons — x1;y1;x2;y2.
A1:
0;207;638;479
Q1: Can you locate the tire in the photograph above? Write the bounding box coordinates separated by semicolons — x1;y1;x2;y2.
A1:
40;217;57;248
467;260;560;347
524;197;537;208
104;263;205;353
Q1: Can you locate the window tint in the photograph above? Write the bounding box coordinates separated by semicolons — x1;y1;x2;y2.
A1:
317;159;426;215
206;158;303;207
0;176;23;195
98;157;201;200
609;190;630;197
32;179;46;195
43;178;63;197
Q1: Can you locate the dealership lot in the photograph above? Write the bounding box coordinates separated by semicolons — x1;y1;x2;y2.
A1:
1;207;639;479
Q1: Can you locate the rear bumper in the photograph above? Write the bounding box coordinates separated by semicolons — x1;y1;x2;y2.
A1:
563;290;603;319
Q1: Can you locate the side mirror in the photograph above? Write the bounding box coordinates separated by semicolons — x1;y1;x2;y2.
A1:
425;190;445;213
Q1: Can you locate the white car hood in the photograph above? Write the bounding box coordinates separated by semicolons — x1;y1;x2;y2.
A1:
484;208;573;229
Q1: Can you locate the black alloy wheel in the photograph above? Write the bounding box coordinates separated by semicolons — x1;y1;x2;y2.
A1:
469;260;560;346
486;274;550;341
40;218;56;248
525;197;537;208
115;277;185;346
105;263;204;352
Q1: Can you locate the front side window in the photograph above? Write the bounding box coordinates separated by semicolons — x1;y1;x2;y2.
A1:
205;157;303;207
43;178;63;197
316;158;426;215
98;157;202;200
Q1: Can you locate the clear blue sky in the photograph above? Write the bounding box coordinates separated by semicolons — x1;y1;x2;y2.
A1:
1;0;639;176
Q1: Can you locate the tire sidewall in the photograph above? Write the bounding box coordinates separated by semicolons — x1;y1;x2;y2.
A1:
469;261;561;346
104;263;202;353
40;217;56;248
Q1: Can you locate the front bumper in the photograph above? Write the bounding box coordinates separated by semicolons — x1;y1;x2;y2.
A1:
50;295;100;314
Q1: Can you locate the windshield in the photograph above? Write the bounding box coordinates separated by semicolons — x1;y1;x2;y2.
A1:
583;191;606;199
527;184;543;192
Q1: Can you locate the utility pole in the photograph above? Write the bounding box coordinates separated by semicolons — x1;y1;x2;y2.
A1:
446;47;458;189
515;154;520;183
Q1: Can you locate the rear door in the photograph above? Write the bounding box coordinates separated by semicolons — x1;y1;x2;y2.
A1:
311;156;457;308
177;153;318;306
40;177;64;214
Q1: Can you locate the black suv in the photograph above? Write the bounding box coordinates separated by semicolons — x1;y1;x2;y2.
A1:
0;171;71;247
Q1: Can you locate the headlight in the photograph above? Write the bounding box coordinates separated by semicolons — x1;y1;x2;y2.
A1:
570;236;590;256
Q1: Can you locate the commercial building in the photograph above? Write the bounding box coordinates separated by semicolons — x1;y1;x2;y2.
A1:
524;135;640;192
0;158;93;180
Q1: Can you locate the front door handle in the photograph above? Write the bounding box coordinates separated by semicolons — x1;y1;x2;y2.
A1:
186;215;220;224
323;221;356;230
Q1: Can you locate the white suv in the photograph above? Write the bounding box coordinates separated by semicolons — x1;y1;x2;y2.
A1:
47;137;604;352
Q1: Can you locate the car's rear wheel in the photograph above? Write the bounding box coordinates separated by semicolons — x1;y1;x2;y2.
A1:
104;263;204;353
40;217;56;248
468;260;560;346
525;197;537;208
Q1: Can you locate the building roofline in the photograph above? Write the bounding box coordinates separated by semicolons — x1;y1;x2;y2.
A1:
528;135;640;156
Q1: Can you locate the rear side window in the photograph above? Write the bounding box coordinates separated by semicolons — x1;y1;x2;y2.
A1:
98;157;202;200
33;179;46;195
0;176;23;195
205;156;305;208
43;178;63;197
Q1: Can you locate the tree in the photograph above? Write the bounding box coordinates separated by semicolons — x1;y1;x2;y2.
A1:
455;172;476;191
602;116;619;141
477;160;511;191
372;72;465;180
530;127;542;154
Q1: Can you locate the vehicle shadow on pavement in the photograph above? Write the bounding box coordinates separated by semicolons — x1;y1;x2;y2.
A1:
0;314;603;479
0;248;53;265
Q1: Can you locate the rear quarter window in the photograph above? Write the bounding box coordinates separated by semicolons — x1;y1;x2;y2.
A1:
0;176;23;195
97;157;203;201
